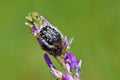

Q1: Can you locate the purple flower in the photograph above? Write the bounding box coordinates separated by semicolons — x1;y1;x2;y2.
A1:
31;26;37;34
37;26;41;33
64;52;79;68
64;52;81;77
62;74;74;80
44;53;55;68
44;53;63;79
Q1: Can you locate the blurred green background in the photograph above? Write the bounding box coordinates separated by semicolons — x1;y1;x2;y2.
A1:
0;0;120;80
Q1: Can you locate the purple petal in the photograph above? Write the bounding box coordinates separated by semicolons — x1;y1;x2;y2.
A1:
37;26;41;33
64;52;81;77
64;52;79;68
44;53;55;68
40;15;51;26
75;65;81;76
62;74;74;80
32;26;37;34
43;19;51;26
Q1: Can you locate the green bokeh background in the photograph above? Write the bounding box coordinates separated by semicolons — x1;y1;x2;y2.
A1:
0;0;120;80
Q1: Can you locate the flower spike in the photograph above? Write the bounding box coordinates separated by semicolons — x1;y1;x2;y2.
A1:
25;11;82;80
